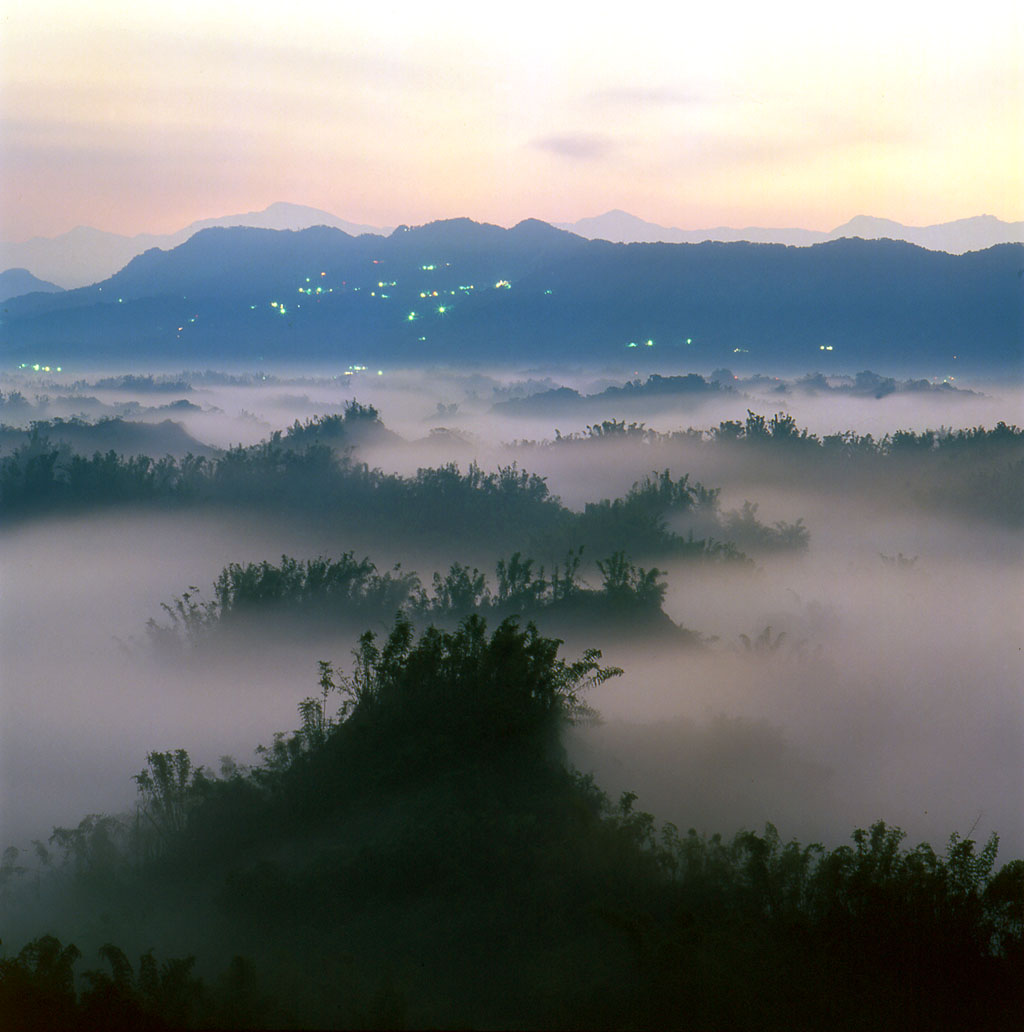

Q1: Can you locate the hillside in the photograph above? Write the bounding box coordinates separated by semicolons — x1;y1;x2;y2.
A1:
1;220;1021;373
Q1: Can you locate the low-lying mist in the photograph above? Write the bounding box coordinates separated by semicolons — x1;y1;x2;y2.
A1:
573;541;1022;855
2;362;1018;457
2;364;1020;868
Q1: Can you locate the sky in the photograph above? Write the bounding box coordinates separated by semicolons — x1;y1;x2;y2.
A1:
1;0;1021;241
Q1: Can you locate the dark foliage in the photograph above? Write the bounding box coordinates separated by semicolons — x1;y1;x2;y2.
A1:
5;613;1022;1029
147;546;697;654
542;412;1024;526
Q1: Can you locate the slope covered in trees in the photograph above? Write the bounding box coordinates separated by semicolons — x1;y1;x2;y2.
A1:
2;220;1019;370
2;614;1021;1029
1;413;803;563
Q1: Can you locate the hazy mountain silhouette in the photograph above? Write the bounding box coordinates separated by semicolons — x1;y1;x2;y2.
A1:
0;267;64;302
558;210;824;247
0;203;393;289
2;219;1020;372
558;210;1024;254
8;202;1021;291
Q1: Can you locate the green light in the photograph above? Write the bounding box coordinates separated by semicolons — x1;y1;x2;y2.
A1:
437;305;447;314
686;338;692;345
408;312;417;321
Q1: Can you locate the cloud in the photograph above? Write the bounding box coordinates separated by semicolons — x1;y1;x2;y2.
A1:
532;133;615;160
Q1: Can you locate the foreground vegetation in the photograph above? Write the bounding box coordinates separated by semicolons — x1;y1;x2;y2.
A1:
3;615;1021;1029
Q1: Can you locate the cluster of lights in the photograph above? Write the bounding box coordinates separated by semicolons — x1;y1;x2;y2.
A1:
17;362;62;372
732;347;750;354
819;345;835;351
298;274;332;297
420;287;473;299
626;340;656;348
494;279;511;289
270;301;288;315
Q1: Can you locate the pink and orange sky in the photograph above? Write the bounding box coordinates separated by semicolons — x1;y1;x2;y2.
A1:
2;1;1021;241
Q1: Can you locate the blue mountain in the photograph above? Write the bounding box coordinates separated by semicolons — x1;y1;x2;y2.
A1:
2;219;1020;374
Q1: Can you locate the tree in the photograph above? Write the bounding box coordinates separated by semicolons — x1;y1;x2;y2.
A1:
133;750;209;855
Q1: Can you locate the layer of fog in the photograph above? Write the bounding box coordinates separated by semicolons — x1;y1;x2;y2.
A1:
572;515;1022;854
2;363;1019;459
1;365;1021;867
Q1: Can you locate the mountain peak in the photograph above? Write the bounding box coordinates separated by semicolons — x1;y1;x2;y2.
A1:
0;266;65;300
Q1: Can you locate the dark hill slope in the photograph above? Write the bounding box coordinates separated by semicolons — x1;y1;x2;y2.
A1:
2;221;1020;372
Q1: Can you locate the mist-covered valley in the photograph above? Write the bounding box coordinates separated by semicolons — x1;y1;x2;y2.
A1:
1;361;1021;1028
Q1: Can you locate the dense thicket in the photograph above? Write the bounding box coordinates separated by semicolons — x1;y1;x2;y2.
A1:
536;412;1024;525
3;615;1021;1029
1;412;792;560
147;547;697;654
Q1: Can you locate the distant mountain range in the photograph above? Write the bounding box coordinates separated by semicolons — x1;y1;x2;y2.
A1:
0;268;64;303
2;218;1020;374
556;211;1024;254
3;203;1022;291
1;203;393;289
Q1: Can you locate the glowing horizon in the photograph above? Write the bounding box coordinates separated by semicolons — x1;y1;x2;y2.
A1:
2;1;1021;241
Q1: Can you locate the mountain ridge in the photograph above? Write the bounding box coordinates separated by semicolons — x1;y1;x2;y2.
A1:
557;210;1024;253
1;203;394;289
4;204;1021;292
0;267;64;303
3;219;1019;374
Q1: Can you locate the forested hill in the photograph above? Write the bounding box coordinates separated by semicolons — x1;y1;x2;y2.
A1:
1;219;1020;371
